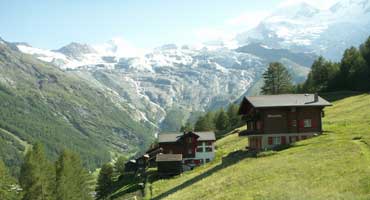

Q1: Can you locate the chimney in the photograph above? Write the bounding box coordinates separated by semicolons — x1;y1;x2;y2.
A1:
314;93;319;102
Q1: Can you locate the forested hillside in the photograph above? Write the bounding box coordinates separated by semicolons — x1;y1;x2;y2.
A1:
0;40;156;172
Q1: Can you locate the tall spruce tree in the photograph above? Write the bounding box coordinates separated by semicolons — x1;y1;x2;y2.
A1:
303;56;339;92
0;160;20;200
95;163;114;200
227;104;241;128
194;112;215;131
340;47;367;90
114;156;127;177
261;62;293;95
55;150;93;200
19;143;55;200
215;109;229;131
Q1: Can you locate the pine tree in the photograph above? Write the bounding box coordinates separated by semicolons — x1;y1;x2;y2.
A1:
303;56;339;92
180;122;193;132
261;62;293;95
0;160;20;200
114;156;127;177
215;109;229;131
95;163;114;200
194;112;215;131
55;150;93;200
340;47;367;90
227;104;241;128
19;143;55;200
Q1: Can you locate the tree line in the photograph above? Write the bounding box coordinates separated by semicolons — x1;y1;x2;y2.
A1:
260;36;370;95
181;103;243;137
190;36;370;132
0;142;132;200
298;36;370;92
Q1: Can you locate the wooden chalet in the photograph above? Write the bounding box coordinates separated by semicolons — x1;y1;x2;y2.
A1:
156;154;183;177
238;94;331;150
157;131;216;168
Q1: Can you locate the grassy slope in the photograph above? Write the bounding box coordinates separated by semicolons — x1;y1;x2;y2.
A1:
150;93;370;200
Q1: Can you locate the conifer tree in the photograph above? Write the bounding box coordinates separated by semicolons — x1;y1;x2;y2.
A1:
55;150;93;200
19;143;55;200
95;163;114;200
215;109;229;131
180;122;193;132
0;160;20;200
114;156;127;177
194;112;215;131
227;104;241;128
261;62;293;95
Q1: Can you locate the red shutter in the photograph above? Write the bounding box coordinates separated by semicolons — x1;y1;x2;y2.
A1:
299;120;304;128
281;136;286;145
268;137;273;145
312;119;317;128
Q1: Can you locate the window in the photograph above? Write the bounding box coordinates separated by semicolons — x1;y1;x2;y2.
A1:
188;149;193;154
304;119;312;128
206;159;210;163
291;120;297;127
196;147;203;152
272;137;281;145
268;137;281;145
206;141;212;146
291;107;296;112
187;137;192;143
205;147;212;152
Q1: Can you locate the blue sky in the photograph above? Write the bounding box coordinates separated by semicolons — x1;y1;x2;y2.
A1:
0;0;336;49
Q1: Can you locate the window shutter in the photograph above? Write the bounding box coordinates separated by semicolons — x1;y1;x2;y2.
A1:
299;120;304;128
281;136;286;145
268;137;273;145
312;119;317;128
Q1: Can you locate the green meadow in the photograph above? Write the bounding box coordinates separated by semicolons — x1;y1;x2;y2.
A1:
147;93;370;200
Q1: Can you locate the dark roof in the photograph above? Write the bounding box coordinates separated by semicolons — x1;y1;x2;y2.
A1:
158;131;216;143
244;94;332;108
156;154;183;162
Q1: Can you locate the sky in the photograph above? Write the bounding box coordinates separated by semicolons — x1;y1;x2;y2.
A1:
0;0;338;50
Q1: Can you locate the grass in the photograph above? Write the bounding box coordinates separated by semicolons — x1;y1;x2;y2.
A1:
147;93;370;200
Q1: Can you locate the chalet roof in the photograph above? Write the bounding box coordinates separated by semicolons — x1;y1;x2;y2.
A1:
156;154;183;162
158;131;216;143
244;94;332;108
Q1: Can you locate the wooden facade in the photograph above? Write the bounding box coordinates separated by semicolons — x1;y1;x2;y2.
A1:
239;94;331;150
157;131;216;170
156;154;183;177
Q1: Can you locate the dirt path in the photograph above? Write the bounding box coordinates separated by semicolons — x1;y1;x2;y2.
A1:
0;127;32;154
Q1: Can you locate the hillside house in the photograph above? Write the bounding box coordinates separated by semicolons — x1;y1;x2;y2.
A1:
157;131;216;168
238;94;331;150
156;154;183;177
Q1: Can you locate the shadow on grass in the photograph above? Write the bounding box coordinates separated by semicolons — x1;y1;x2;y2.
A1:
152;150;254;200
108;173;142;199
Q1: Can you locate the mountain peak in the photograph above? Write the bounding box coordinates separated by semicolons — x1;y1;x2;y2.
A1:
273;2;320;18
55;42;96;58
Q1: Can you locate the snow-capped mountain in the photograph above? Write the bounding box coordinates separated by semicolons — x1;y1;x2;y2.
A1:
13;0;369;131
15;40;313;131
236;0;370;60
